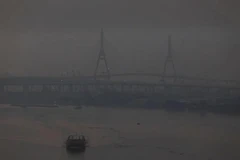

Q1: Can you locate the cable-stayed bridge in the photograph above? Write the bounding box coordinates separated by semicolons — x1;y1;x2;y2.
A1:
0;29;239;97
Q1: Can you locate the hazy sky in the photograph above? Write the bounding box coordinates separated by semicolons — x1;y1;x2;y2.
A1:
0;0;240;79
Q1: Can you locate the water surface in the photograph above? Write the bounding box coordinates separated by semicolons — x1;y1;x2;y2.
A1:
0;105;239;160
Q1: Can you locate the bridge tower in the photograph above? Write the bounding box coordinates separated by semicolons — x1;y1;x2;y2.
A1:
162;35;176;81
94;28;111;80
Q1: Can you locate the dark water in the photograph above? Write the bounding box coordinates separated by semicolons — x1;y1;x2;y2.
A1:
0;105;240;160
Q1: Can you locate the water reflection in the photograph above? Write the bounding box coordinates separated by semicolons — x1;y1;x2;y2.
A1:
63;148;85;160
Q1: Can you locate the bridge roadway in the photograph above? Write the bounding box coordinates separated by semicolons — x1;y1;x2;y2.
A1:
110;73;240;84
0;74;239;85
0;76;240;92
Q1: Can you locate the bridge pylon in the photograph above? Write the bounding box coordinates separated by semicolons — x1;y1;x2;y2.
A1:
162;35;176;81
94;28;111;80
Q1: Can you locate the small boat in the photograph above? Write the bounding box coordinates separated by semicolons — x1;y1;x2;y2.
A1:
65;134;87;152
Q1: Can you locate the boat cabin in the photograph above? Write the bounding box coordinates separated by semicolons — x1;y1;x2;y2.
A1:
67;135;86;141
66;134;87;152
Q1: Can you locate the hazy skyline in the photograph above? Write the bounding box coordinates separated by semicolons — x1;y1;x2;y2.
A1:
0;0;240;80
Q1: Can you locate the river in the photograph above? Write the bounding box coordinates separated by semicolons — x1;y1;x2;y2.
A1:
0;105;239;160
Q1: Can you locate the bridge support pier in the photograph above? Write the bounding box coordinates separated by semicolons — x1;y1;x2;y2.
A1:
23;85;29;104
120;84;124;92
0;85;4;93
57;85;62;92
69;84;73;92
165;86;175;95
150;86;155;93
42;85;49;92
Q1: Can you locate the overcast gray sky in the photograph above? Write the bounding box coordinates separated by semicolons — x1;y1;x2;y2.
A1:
0;0;240;79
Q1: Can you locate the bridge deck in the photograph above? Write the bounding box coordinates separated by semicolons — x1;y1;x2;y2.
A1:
0;76;239;90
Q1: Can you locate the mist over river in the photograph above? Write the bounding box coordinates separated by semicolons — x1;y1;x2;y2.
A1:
0;105;240;160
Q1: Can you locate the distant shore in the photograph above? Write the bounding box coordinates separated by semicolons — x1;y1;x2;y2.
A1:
10;104;59;108
1;91;239;116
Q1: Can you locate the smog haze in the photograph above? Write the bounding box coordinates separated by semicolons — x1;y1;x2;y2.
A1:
0;0;240;79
